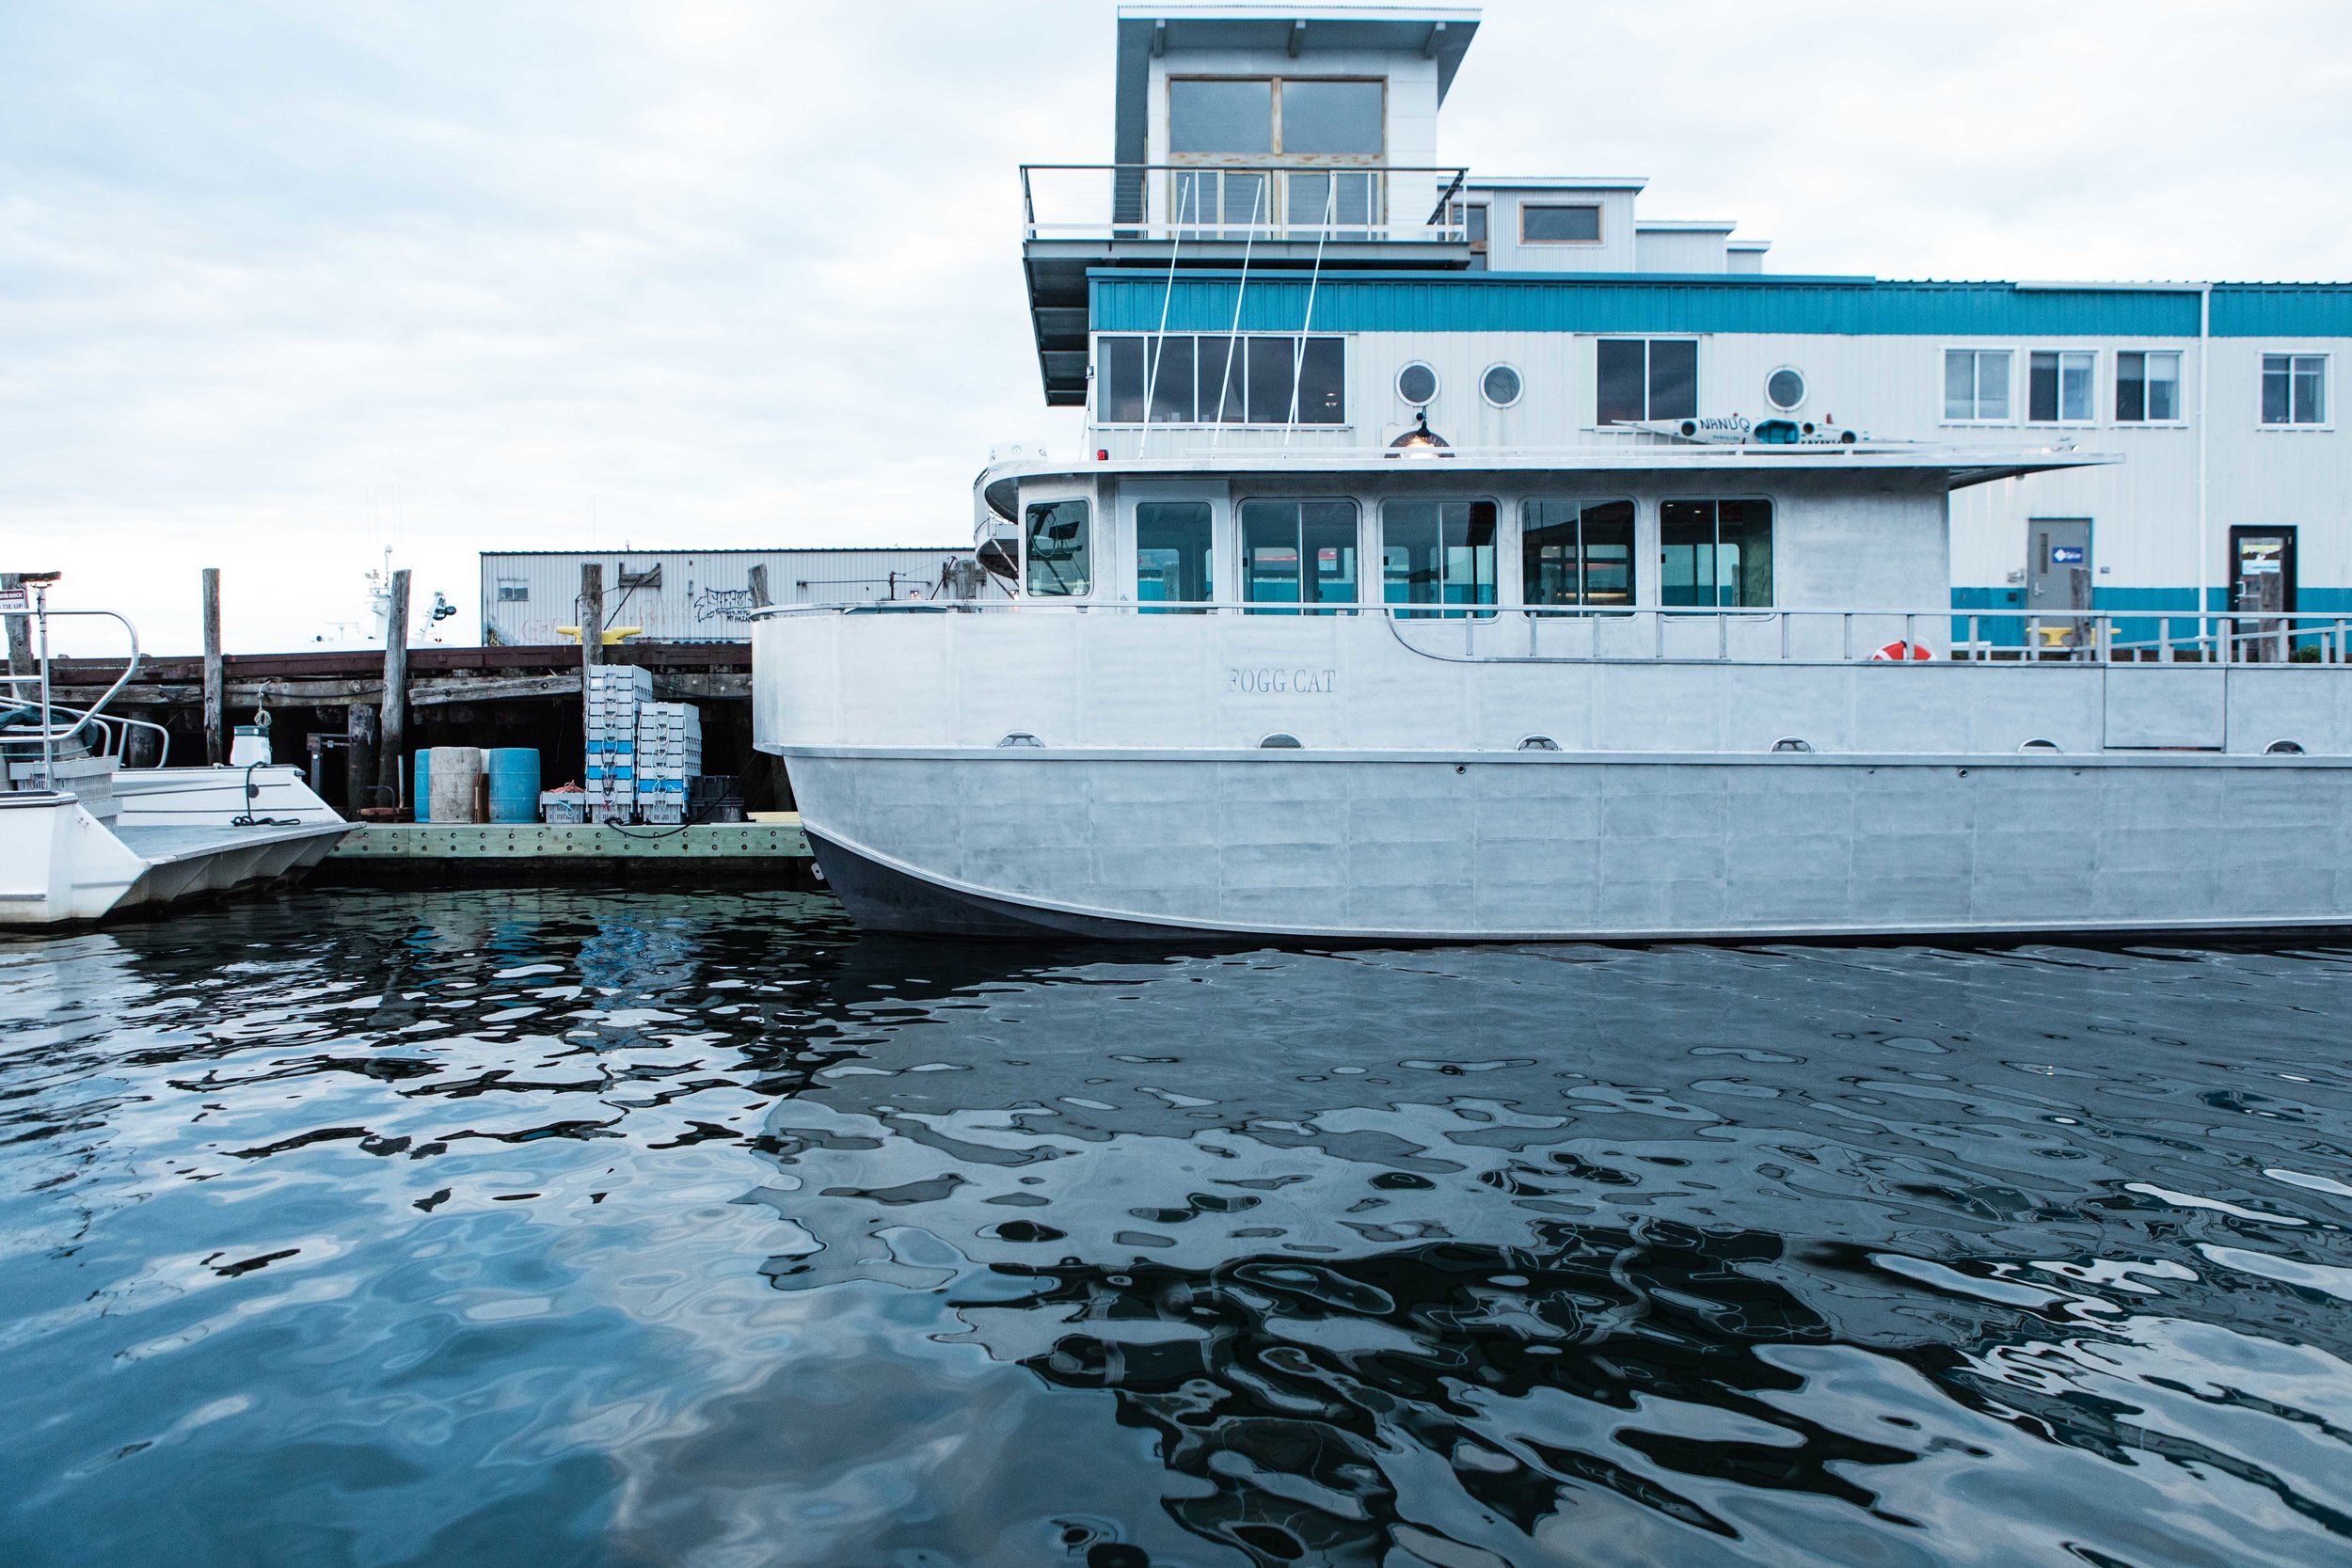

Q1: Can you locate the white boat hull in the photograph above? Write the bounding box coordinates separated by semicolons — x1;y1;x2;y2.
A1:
782;747;2352;942
1;766;348;927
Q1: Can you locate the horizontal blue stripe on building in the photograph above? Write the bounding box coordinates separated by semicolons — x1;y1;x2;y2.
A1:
1089;274;2352;339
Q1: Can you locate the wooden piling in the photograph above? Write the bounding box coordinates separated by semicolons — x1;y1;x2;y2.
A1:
201;568;224;766
1;572;31;673
376;569;410;809
346;704;379;813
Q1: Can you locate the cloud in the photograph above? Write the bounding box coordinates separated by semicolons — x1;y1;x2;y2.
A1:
1;0;2344;651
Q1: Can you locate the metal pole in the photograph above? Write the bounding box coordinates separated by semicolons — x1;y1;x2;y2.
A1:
35;580;54;792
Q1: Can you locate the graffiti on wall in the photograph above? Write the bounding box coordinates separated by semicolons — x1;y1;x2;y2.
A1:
691;587;761;624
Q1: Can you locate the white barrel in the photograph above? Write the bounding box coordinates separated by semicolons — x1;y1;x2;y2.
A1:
426;746;485;825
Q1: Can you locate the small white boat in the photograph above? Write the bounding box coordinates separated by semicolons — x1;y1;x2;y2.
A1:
2;583;348;927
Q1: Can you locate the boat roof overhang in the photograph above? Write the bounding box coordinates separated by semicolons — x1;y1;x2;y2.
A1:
978;447;2122;519
1025;240;1473;405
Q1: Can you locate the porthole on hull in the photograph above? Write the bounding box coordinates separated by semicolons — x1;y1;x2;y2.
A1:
2020;738;2061;752
1771;736;1814;752
1258;733;1302;749
2265;739;2306;754
996;732;1043;749
1517;735;1560;751
1395;362;1438;405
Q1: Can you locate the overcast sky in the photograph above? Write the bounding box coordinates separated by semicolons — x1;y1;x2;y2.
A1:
4;0;2346;652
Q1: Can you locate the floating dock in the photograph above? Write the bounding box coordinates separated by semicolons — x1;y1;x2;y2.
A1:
317;816;817;887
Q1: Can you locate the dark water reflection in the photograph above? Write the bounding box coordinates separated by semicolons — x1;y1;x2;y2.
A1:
4;890;2351;1567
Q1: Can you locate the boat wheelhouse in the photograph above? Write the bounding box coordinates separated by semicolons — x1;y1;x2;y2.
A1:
751;3;2352;942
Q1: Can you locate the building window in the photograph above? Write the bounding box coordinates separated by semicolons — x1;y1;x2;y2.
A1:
1943;349;2012;422
1240;499;1358;612
1481;363;1522;407
1380;500;1496;618
2116;351;2182;422
1025;499;1089;596
1766;367;1805;411
496;580;529;603
1136;501;1213;610
1661;499;1772;608
2028;350;2096;423
1097;334;1344;425
1396;362;1438;405
2263;354;2328;425
1521;203;1602;244
1522;499;1635;609
1597;339;1697;425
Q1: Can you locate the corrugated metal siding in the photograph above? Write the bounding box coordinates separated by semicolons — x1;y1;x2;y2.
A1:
479;549;964;644
2211;285;2352;338
1093;274;2352;338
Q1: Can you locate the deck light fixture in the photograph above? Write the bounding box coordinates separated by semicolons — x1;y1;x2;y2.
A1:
1387;409;1452;458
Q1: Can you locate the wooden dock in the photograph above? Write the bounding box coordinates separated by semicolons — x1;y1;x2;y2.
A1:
316;816;818;888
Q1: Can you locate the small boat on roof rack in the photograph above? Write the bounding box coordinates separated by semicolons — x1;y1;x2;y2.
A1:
2;575;350;927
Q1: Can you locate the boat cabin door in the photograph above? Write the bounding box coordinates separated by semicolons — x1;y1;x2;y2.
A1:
2230;526;2296;662
2026;519;2092;654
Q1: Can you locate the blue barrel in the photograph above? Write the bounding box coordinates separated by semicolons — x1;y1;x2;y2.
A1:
413;751;430;822
485;748;542;823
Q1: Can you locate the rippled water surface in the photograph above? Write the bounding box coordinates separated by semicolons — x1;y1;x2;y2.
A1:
6;890;2352;1566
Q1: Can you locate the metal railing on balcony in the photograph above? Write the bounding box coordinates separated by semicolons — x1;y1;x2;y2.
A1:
1021;164;1470;245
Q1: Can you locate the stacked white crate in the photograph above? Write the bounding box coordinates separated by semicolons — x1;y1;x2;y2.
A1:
583;666;653;823
634;701;704;823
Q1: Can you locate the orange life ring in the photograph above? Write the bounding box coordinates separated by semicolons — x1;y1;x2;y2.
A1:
1869;641;1934;661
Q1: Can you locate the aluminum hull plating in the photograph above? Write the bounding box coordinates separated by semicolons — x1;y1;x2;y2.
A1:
781;748;2352;942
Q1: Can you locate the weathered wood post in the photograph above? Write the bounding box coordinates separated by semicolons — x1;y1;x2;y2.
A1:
1;572;31;673
346;704;379;814
201;568;225;766
375;569;410;809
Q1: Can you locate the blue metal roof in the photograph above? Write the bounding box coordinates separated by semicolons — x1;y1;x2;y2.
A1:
1089;272;2352;339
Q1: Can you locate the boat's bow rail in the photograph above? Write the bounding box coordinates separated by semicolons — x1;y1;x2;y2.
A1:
1;594;162;793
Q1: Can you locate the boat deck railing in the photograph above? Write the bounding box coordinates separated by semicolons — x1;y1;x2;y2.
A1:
1;595;148;793
1021;163;1471;245
760;599;2352;669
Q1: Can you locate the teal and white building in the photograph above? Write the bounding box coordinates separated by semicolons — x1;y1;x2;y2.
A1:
1019;5;2348;639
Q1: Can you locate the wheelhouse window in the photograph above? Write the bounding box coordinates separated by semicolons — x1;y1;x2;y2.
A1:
1661;499;1772;608
1521;203;1602;244
1169;76;1382;156
1136;501;1213;610
2263;354;2328;425
2028;349;2096;423
1025;499;1090;596
1521;499;1635;609
1168;77;1383;238
2116;350;2182;422
1597;339;1697;425
1944;349;2012;422
1098;334;1344;425
1381;500;1497;618
1240;499;1358;613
